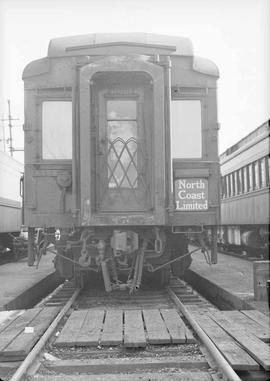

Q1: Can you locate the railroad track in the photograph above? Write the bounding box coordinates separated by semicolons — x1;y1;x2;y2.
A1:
217;249;267;262
189;242;267;262
5;277;248;381
0;253;25;266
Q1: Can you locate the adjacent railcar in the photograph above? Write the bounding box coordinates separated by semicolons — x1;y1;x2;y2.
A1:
0;151;23;259
23;33;220;290
220;121;269;258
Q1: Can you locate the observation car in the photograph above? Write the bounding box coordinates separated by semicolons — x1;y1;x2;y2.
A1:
0;151;24;259
23;33;220;290
220;121;269;258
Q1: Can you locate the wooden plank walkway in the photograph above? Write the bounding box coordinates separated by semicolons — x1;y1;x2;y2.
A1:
55;308;195;348
161;309;195;344
222;310;270;342
143;309;171;344
2;307;59;360
76;309;104;346
0;310;24;332
240;309;270;330
208;311;270;371
100;310;123;346
0;307;60;361
124;310;146;348
54;310;88;347
0;308;41;354
193;312;260;370
1;304;268;374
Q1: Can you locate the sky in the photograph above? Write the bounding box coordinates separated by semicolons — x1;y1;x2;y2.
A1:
0;0;269;163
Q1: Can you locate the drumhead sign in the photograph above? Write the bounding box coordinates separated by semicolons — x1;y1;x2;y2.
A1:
174;178;208;211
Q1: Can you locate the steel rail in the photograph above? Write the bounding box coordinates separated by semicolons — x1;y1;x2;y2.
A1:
166;286;242;381
9;287;81;381
35;281;66;308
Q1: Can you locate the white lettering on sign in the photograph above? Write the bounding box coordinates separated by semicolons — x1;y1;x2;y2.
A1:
175;178;208;211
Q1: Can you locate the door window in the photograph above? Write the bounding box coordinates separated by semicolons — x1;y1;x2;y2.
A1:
106;100;138;188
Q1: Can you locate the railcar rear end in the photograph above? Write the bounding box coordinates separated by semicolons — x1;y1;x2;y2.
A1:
0;151;23;259
23;33;220;290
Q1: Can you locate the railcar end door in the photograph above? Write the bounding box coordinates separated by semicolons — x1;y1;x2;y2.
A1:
79;57;166;225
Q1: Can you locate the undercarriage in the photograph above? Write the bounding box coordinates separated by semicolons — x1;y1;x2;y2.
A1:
51;227;191;292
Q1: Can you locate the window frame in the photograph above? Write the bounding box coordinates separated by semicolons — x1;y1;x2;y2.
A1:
105;97;139;189
267;156;270;186
221;176;226;198
38;94;72;163
243;166;248;193
248;163;254;191
259;157;267;187
97;82;150;194
226;175;230;198
171;90;205;160
229;173;234;196
224;156;268;198
238;168;243;194
254;160;260;190
234;171;238;195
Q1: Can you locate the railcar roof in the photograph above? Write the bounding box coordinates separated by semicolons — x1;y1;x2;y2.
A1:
0;151;24;172
48;33;193;57
220;120;270;162
23;33;219;78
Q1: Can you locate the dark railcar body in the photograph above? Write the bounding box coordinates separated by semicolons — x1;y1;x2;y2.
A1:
23;33;220;290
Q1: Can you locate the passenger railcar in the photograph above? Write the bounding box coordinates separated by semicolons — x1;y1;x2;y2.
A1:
0;151;24;259
23;33;220;290
220;121;269;258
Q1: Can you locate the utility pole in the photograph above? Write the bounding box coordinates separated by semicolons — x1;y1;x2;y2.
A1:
7;99;13;156
0;99;20;156
0;113;6;152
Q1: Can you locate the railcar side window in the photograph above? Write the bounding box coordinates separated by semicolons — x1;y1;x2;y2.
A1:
260;157;266;187
230;173;234;196
254;161;260;189
221;177;226;198
42;101;72;160
238;169;243;194
223;155;269;199
226;175;230;197
243;167;248;193
234;171;238;195
171;100;202;158
267;157;270;185
248;164;253;191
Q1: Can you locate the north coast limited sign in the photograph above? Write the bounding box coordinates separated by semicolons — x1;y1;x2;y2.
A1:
175;178;208;211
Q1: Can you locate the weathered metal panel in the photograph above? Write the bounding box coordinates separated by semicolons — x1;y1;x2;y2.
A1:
24;83;74;227
171;57;218;88
0;201;21;232
24;58;74;90
0;152;23;232
221;189;269;225
170;211;218;226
